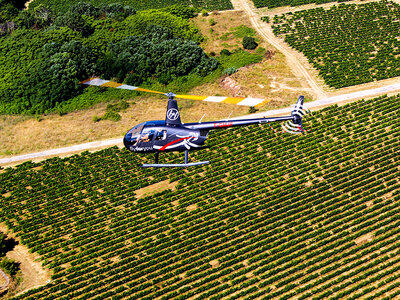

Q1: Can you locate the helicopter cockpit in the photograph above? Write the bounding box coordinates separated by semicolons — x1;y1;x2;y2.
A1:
123;121;167;149
124;122;145;145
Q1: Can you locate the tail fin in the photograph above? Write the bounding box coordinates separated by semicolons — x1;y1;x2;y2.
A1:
165;93;182;127
282;96;309;134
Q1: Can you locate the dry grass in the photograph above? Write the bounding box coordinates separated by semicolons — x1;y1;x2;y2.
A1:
191;11;313;108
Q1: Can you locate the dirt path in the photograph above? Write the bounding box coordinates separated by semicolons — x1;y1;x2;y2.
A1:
0;269;10;291
233;0;328;100
0;224;51;296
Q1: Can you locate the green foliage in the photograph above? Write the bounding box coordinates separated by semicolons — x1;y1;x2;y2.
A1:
242;36;258;50
0;257;19;276
0;0;19;22
232;25;256;38
102;110;121;121
248;106;258;113
0;233;6;256
261;16;270;23
17;40;96;114
0;4;210;115
28;0;233;13
160;5;197;19
252;0;348;8
272;1;400;88
218;49;263;69
220;49;231;56
223;67;238;75
209;18;217;26
94;100;129;122
97;25;218;85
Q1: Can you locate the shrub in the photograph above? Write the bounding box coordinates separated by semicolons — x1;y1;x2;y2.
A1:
223;67;238;75
242;36;258;50
220;49;231;56
0;258;19;276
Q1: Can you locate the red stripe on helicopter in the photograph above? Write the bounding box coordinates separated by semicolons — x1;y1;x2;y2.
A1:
159;137;192;151
213;122;233;128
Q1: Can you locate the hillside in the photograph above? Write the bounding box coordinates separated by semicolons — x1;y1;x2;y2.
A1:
1;94;400;299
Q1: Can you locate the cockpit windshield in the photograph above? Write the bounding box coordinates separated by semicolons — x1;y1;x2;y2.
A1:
126;123;145;144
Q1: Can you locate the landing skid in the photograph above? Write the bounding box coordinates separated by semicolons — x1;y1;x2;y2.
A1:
142;150;210;168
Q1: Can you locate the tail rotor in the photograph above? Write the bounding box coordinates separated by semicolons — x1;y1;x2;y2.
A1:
282;96;310;134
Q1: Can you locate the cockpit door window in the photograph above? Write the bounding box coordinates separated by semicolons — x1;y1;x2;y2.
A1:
139;129;155;143
155;130;167;141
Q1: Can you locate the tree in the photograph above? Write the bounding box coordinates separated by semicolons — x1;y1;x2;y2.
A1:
20;40;97;113
242;36;258;50
97;25;218;85
0;233;6;256
0;257;19;276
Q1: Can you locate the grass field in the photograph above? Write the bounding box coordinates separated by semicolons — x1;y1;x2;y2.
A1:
1;93;400;299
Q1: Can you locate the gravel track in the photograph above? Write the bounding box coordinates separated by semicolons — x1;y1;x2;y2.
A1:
0;269;10;291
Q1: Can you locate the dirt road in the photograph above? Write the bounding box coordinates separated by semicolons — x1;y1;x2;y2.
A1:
0;269;10;290
232;0;327;99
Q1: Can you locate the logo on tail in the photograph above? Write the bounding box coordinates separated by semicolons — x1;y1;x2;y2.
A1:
167;108;180;121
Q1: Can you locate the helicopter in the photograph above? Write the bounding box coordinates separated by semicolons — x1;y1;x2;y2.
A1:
82;78;308;167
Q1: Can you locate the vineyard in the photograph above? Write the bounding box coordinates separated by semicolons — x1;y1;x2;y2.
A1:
29;0;233;13
270;0;400;88
1;93;400;299
251;0;347;9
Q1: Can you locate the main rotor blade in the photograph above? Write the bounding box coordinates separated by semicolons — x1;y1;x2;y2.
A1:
175;94;270;107
81;78;270;107
81;78;166;95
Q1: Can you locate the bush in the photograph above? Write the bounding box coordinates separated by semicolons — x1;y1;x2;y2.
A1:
223;67;238;75
102;110;121;121
220;49;231;56
242;36;258;50
0;258;19;276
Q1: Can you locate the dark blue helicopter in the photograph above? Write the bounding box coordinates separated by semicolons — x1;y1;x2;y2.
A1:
82;78;308;167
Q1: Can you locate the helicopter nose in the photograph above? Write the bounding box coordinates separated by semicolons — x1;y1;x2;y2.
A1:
123;135;132;149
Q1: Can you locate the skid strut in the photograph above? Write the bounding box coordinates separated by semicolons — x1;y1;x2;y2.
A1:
142;150;209;168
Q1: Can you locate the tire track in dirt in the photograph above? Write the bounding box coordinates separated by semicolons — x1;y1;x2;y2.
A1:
0;269;10;291
233;0;327;99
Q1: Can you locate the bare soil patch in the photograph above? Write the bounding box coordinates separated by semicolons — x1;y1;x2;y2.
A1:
0;224;51;297
186;204;198;212
135;180;177;199
355;232;374;246
209;259;220;268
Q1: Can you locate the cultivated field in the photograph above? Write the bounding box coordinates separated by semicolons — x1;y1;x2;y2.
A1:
251;0;347;9
270;0;400;88
1;94;400;299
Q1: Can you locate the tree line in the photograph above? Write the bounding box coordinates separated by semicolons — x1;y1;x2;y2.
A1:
0;2;219;114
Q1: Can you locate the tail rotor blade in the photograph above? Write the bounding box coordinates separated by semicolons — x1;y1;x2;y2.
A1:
282;121;303;134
